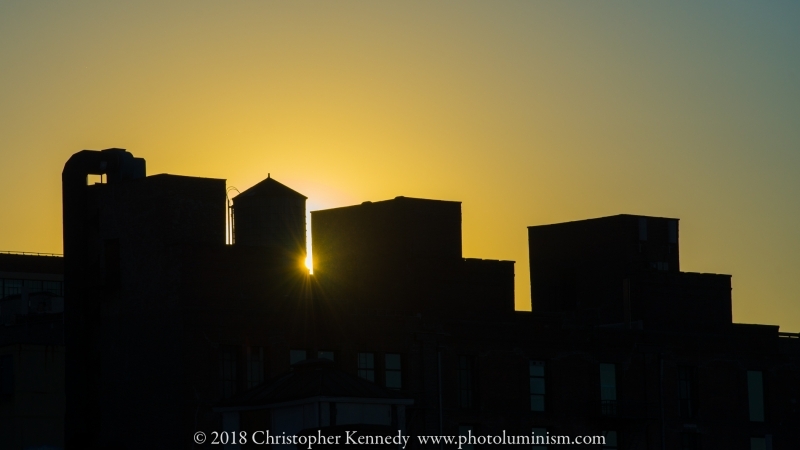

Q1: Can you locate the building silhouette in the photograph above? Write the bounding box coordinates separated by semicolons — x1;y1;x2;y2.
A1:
58;149;799;450
231;175;307;267
528;215;731;331
0;252;65;450
311;197;514;315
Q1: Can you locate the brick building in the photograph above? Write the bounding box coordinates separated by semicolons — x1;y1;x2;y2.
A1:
61;149;799;450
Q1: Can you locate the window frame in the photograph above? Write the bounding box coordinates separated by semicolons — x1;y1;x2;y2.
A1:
601;430;618;450
357;352;376;382
289;349;307;365
747;370;766;422
749;435;772;450
529;360;546;412
246;346;265;389
599;363;617;416
384;353;402;389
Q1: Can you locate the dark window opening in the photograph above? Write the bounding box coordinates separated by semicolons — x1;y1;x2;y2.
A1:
357;352;375;382
678;366;698;419
220;346;238;399
530;360;546;412
600;363;617;416
2;279;22;298
246;347;265;389
385;353;402;389
458;355;477;408
668;220;678;244
602;431;618;449
750;437;767;450
638;218;648;241
290;350;307;365
747;371;765;422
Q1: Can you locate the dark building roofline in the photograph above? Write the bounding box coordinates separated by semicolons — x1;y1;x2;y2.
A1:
312;195;461;214
0;253;64;274
145;173;226;182
234;175;307;200
463;257;515;263
528;213;679;229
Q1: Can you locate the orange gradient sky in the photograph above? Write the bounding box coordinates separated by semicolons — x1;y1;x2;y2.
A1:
1;2;798;330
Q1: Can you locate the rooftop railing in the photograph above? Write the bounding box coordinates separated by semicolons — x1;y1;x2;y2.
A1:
0;251;63;257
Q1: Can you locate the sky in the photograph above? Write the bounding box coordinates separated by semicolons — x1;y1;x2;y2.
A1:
1;1;798;331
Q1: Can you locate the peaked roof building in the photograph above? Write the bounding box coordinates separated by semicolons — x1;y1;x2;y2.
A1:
231;175;308;267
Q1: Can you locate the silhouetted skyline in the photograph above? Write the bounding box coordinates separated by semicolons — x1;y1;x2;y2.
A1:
1;2;799;331
52;149;799;449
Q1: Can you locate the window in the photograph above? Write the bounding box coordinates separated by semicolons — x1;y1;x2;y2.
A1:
638;218;647;241
668;220;678;244
602;431;617;450
385;353;402;389
318;350;335;361
246;347;264;389
220;346;238;399
357;353;375;382
529;360;545;412
3;280;21;298
531;427;547;450
600;363;617;416
747;371;765;422
290;350;307;365
23;279;42;292
43;281;63;296
458;355;477;408
458;425;474;450
678;366;698;419
0;355;13;402
650;261;669;271
0;279;62;298
750;436;772;450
